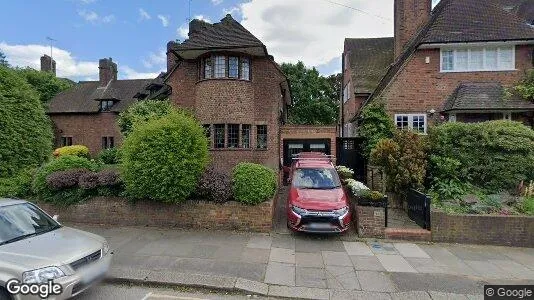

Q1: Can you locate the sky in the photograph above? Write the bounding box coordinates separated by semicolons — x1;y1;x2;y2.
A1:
0;0;440;81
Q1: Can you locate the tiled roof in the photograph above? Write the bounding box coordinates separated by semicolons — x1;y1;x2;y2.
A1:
344;37;394;94
422;0;534;44
172;14;264;51
48;79;152;114
443;82;534;111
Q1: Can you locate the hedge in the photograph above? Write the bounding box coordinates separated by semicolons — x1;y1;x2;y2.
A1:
121;111;209;202
232;163;277;205
118;100;174;137
196;165;233;203
429;121;534;192
53;145;90;158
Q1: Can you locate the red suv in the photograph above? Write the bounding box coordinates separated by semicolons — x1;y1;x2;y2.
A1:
286;153;351;233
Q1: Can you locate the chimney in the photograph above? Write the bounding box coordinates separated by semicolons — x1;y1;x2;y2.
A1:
394;0;431;58
99;57;117;86
40;54;56;76
188;19;208;37
166;41;178;72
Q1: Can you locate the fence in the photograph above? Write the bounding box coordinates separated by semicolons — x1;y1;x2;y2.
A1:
406;189;431;229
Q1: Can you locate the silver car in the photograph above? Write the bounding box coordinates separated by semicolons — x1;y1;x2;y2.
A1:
0;199;112;300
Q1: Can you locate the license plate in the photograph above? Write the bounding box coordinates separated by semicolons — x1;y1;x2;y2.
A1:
308;223;332;229
80;261;109;284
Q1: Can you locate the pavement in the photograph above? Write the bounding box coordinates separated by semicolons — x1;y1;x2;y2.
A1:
72;223;534;300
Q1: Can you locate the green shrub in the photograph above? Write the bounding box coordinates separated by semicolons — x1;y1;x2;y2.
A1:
121;111;209;202
196;165;233;203
53;145;90;158
335;165;354;180
370;130;428;194
232;163;277;205
98;148;121;165
0;66;53;177
118;100;174;137
0;168;35;198
358;101;395;158
33;155;100;203
520;196;534;216
429;121;534;192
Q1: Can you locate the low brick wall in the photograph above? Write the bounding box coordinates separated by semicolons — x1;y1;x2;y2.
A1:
35;195;276;233
431;210;534;247
355;205;386;238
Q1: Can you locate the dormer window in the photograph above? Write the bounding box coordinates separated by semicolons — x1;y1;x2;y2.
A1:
99;100;114;111
201;55;251;81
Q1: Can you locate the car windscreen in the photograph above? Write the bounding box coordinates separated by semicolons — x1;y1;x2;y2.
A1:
292;168;341;189
0;203;60;245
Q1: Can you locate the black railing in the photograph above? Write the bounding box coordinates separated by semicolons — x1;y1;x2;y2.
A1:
406;189;431;229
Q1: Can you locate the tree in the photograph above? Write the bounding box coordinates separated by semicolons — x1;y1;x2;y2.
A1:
513;69;534;101
17;68;74;104
0;51;8;67
358;101;396;158
0;66;53;177
281;61;339;125
118;99;174;136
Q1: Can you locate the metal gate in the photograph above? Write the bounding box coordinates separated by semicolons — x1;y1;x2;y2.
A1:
336;137;366;182
282;139;331;167
407;189;431;229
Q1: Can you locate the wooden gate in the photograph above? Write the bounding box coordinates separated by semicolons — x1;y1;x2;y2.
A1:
336;137;366;182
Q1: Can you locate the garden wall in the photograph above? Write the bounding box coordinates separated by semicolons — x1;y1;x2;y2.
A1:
431;210;534;247
36;194;277;233
355;205;386;238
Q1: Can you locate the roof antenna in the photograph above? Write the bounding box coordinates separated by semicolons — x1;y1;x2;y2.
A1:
46;36;57;71
186;0;192;22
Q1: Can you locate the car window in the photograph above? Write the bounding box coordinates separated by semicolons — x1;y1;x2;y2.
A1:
0;203;60;245
292;168;341;189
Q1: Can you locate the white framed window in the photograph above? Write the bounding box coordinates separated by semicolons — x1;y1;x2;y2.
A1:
395;114;427;134
440;45;515;72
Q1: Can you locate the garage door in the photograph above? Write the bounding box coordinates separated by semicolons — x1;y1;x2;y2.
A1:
282;139;331;166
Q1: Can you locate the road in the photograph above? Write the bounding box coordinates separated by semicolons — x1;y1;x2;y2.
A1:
74;282;275;300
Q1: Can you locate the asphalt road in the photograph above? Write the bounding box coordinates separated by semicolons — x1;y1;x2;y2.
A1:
73;282;275;300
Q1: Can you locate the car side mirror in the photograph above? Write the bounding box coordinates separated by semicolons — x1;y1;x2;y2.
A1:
52;215;59;222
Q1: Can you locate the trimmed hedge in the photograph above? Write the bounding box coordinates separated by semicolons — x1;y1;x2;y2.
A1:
429;121;534;192
196;165;233;203
0;168;34;198
232;163;277;205
98;148;121;165
121;111;209;202
53;145;90;158
118;100;174;137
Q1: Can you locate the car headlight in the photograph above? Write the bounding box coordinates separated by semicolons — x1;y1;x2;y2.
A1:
333;206;349;217
102;241;110;256
291;206;307;216
22;267;65;284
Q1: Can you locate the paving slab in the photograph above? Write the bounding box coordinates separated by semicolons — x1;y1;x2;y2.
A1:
241;248;270;264
351;255;386;271
296;267;327;288
344;242;374;256
390;291;431;300
389;273;485;295
172;258;265;281
141;270;237;290
326;269;360;290
322;251;353;266
394;243;430;258
356;271;397;293
296;252;324;268
369;242;398;255
500;248;534;270
464;260;512;279
330;290;393;300
376;254;418;273
405;257;450;274
264;262;295;286
428;291;470;300
488;259;534;280
246;236;272;249
294;237;345;253
268;285;330;300
271;234;296;250
269;247;295;264
419;245;478;276
234;278;268;295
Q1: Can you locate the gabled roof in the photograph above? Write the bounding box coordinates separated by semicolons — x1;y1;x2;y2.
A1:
48;79;152;114
344;37;394;94
443;82;534;111
422;0;534;44
171;14;267;59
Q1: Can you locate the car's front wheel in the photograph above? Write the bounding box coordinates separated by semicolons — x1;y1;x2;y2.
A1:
0;287;12;300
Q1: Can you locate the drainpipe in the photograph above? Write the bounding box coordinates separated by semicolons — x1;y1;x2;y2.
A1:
340;53;345;138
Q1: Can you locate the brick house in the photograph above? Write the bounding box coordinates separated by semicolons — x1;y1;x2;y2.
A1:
341;0;534;135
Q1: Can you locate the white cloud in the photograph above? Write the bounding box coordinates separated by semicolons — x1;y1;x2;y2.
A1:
177;24;189;39
240;0;393;71
194;15;212;23
0;42;99;79
157;15;170;27
121;66;160;79
142;49;167;69
223;6;241;17
139;8;151;21
78;10;115;24
212;0;223;5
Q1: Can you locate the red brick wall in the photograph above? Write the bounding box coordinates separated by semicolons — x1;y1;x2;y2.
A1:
167;57;286;171
355;205;386;238
382;45;534;116
394;0;431;58
280;125;337;163
36;196;276;232
431;210;534;247
49;113;122;156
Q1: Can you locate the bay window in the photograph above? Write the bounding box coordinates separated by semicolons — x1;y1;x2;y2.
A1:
201;55;251;80
214;56;226;78
441;45;515;72
228;57;239;78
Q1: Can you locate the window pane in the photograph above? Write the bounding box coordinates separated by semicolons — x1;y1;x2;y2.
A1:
242;124;251;148
214;56;226;78
240;57;250;80
102;137;107;149
469;49;484;70
227;124;239;148
204;58;212;79
109;137;114;148
412;115;426;133
396;115;409;130
498;47;514;70
485;48;498;70
214;124;225;148
68;137;72;146
228;57;239;78
256;125;267;149
455;49;468;71
442;50;454;71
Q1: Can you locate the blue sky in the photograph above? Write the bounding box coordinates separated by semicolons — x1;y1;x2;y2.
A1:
0;0;440;81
